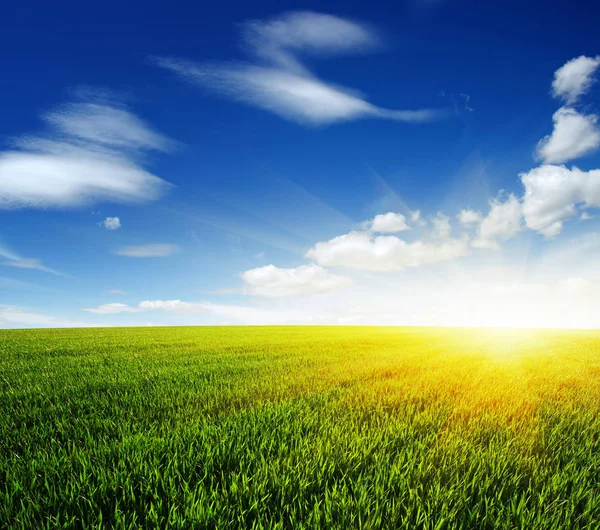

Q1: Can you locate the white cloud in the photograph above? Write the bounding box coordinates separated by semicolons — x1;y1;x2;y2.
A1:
431;212;451;239
68;272;600;329
113;244;179;257
0;243;63;275
551;55;600;105
81;303;140;314
0;307;89;328
305;230;469;271
138;300;206;312
410;209;427;227
155;12;446;126
242;10;380;67
44;102;172;152
458;209;483;225
581;212;593;221
366;212;410;233
472;194;522;249
148;299;333;324
536;107;600;164
101;217;121;230
241;264;352;297
0;94;172;210
521;165;600;237
82;299;312;325
156;59;443;127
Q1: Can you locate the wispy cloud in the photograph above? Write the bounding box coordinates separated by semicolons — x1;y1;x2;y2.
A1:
154;11;447;126
81;303;141;314
0;91;173;209
113;244;180;258
0;243;63;275
137;300;208;313
0;307;89;328
82;299;317;325
0;277;50;291
241;264;353;298
105;289;127;295
460;93;474;112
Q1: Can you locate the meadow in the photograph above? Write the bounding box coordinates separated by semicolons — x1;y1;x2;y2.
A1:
1;326;599;529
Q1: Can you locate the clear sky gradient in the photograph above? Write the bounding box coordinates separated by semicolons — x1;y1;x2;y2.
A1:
1;0;600;328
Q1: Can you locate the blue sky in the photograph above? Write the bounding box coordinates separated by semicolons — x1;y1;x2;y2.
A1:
2;0;600;328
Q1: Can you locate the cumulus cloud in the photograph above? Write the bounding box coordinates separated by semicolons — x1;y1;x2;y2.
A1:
113;244;179;257
431;213;451;239
155;11;446;126
536;107;600;164
365;212;410;233
241;264;352;297
521;165;600;238
305;230;469;271
472;194;522;249
0;93;173;209
458;209;483;226
101;217;121;230
0;243;63;275
551;55;600;104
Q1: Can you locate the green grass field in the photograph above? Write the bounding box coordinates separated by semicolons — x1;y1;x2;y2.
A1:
2;326;600;529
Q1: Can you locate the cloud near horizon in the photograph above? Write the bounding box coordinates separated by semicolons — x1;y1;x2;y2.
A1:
0;307;89;328
154;11;447;126
82;299;320;325
241;264;353;297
